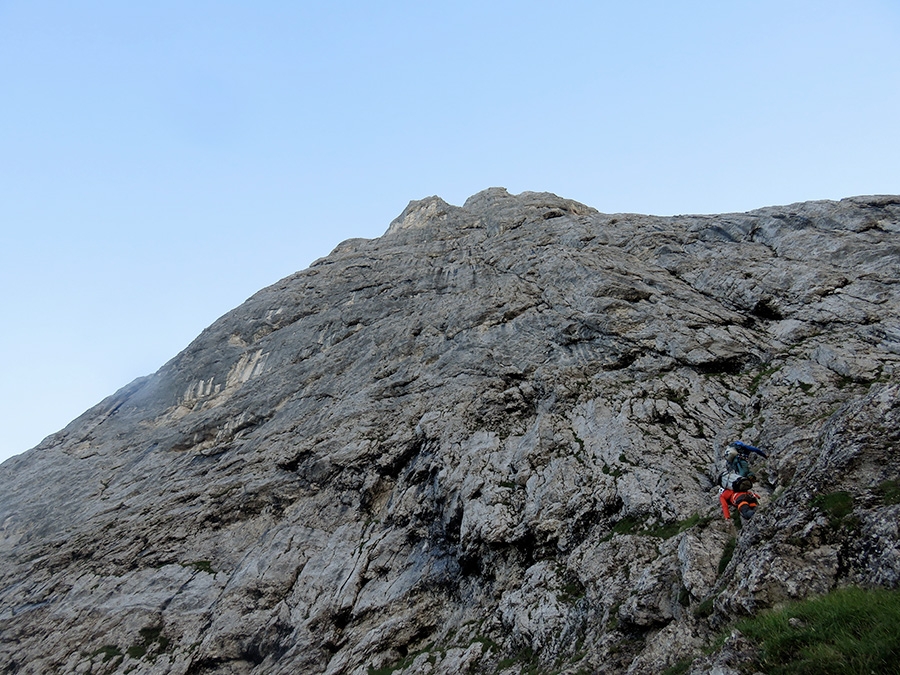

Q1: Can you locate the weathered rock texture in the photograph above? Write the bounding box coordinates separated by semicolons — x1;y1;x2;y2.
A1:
1;189;899;675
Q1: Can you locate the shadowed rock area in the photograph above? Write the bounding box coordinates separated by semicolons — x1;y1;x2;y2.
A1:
1;188;898;674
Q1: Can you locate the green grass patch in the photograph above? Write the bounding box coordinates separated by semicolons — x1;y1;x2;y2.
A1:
606;602;622;631
661;657;694;675
127;644;147;659
875;479;900;505
497;645;542;674
748;365;781;395
665;388;688;404
368;641;456;675
734;586;900;674
125;624;171;662
646;513;712;539
557;580;586;604
602;513;712;542
368;658;414;675
718;536;737;575
139;626;165;645
611;515;646;536
810;491;854;527
184;560;215;574
835;375;854;389
573;433;585;452
645;520;685;539
469;635;498;652
694;595;716;618
602;463;624;478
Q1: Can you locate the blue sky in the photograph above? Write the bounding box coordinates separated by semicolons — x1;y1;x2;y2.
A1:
1;1;898;463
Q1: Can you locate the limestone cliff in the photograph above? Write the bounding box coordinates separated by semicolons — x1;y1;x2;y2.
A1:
1;189;898;675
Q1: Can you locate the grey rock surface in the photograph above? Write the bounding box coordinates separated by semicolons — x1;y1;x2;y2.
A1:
1;189;898;674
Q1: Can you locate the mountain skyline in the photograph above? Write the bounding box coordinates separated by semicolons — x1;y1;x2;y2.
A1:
3;2;899;463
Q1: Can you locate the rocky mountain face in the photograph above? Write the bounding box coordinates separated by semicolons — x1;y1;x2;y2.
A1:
1;189;899;675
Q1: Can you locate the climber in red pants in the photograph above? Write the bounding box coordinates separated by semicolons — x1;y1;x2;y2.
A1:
719;488;760;521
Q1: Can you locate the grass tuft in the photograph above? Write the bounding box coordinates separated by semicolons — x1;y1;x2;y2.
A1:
694;596;716;618
810;491;854;527
718;536;737;575
875;479;900;505
646;513;712;539
661;657;694;675
734;586;900;674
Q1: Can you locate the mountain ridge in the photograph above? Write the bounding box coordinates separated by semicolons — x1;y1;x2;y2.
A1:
1;189;898;674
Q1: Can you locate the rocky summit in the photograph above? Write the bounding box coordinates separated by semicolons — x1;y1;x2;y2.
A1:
1;189;899;675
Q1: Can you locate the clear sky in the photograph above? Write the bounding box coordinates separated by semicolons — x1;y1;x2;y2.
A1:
1;1;898;463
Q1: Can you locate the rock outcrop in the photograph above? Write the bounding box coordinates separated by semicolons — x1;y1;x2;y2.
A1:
1;189;898;674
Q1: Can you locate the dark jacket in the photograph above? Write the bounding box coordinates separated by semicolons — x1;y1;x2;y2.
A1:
727;441;768;477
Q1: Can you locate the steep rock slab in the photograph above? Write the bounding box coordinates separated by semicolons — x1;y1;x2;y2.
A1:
1;190;898;674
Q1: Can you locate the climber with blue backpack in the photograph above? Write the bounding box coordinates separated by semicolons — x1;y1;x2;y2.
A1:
718;440;768;493
726;441;767;477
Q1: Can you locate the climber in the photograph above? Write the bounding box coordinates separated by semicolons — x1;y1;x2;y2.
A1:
725;440;768;479
717;440;769;493
719;487;760;521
